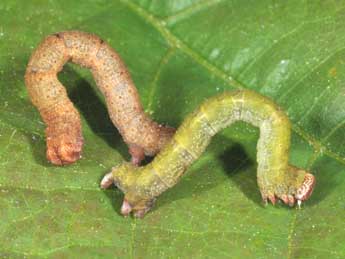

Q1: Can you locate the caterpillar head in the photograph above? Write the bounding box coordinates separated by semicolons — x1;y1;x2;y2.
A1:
120;196;156;218
140;124;175;157
158;125;175;148
108;163;156;218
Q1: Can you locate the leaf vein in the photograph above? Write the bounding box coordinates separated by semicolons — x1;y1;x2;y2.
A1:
141;225;286;240
240;17;333;77
278;46;345;103
163;0;224;26
147;47;176;113
120;0;345;166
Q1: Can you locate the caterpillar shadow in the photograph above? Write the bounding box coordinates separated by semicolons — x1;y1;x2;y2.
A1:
154;135;261;212
218;143;261;205
102;188;125;217
61;65;129;159
22;65;129;166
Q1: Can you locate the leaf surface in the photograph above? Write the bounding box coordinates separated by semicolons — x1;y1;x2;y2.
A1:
1;0;345;258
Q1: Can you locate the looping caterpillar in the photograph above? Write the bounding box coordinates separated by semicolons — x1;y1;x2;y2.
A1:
101;90;316;218
25;31;174;165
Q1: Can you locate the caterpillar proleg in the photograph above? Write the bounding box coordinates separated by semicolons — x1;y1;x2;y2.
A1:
101;90;315;218
25;31;174;165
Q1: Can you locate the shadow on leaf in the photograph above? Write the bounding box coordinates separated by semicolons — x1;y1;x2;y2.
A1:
61;65;128;159
102;188;124;217
217;142;262;205
20;63;129;166
154;135;262;212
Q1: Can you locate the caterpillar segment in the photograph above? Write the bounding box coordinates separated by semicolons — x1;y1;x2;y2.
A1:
101;90;315;218
25;31;174;166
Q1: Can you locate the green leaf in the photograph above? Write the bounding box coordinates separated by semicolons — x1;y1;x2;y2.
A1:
1;0;344;257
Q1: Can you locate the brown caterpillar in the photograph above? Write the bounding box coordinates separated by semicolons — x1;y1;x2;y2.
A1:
101;90;315;218
25;31;174;165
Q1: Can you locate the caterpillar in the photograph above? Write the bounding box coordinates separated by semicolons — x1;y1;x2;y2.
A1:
101;90;316;218
25;31;174;165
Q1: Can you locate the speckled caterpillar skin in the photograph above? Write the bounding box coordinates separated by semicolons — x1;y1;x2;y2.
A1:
102;90;315;218
25;31;174;165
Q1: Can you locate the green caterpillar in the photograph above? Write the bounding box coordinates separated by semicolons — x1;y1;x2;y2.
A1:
101;90;315;218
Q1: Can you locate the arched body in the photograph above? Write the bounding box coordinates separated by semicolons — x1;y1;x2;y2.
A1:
25;31;174;165
101;90;315;218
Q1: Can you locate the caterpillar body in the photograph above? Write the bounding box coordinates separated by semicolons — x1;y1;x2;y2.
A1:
101;90;315;218
25;31;174;165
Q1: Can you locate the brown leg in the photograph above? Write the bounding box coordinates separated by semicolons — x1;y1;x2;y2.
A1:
43;106;83;165
128;145;145;166
46;123;83;165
